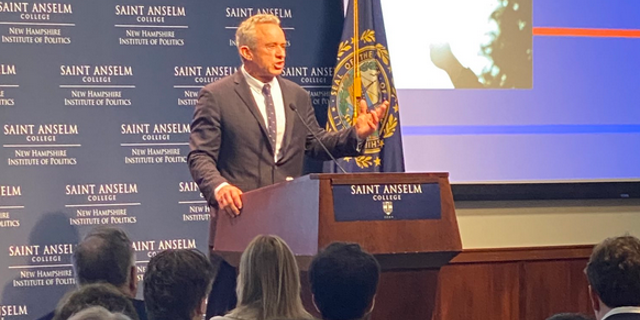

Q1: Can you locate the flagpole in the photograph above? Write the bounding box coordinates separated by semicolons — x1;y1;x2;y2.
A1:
352;0;362;115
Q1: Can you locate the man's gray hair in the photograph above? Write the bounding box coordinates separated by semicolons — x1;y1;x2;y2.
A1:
68;306;132;320
235;14;281;50
73;226;135;287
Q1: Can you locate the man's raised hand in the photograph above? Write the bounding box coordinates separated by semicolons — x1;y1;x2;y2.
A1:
355;98;388;139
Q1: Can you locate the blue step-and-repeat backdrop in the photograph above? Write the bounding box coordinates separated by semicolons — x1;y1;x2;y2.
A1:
0;1;343;318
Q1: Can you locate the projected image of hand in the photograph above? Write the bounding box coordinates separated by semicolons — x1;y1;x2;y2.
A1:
429;43;463;78
385;0;532;89
430;42;483;89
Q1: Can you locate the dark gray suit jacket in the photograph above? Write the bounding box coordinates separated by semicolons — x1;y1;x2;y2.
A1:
188;71;361;245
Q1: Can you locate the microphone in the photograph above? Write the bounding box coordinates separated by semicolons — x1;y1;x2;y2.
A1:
289;103;348;174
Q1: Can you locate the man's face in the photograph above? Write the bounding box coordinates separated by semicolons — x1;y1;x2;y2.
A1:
243;23;286;82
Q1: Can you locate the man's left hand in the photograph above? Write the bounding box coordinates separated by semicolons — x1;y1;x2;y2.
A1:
355;98;388;139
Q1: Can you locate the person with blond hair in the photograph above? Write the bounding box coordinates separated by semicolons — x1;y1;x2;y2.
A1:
212;235;313;320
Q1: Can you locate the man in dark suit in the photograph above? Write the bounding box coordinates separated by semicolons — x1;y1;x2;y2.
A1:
586;235;640;320
36;227;147;320
188;13;386;317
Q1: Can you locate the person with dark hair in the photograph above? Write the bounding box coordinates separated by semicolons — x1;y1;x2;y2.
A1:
586;235;640;320
37;227;146;320
143;249;215;320
309;242;381;320
74;227;136;288
52;283;139;320
547;313;594;320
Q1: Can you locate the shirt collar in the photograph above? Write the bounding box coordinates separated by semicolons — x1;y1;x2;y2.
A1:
603;306;640;320
241;65;278;94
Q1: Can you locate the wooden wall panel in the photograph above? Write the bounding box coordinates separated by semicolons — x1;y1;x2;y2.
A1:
299;245;594;320
521;259;592;320
372;270;440;320
430;246;594;320
434;263;521;320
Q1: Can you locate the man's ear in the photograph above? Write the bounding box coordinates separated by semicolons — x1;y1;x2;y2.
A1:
588;285;601;313
364;295;376;316
311;294;321;314
128;265;138;298
198;297;208;316
239;46;253;61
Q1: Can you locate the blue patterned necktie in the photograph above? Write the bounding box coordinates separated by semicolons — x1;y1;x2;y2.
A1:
261;83;277;152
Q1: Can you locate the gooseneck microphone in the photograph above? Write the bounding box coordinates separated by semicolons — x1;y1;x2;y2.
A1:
289;103;348;174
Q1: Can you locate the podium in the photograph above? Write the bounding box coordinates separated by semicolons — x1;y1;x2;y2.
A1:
214;172;462;319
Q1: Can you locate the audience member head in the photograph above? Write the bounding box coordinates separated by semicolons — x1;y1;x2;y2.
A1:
143;249;214;320
309;242;380;320
53;283;139;320
230;235;311;320
73;226;137;297
546;313;593;320
67;306;132;320
586;235;640;320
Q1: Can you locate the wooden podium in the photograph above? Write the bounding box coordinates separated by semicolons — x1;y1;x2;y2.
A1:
214;172;462;320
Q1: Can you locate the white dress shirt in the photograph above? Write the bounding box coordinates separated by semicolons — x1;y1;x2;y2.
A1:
241;65;286;162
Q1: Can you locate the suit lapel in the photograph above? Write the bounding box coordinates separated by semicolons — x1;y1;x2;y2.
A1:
233;72;274;155
278;77;296;162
